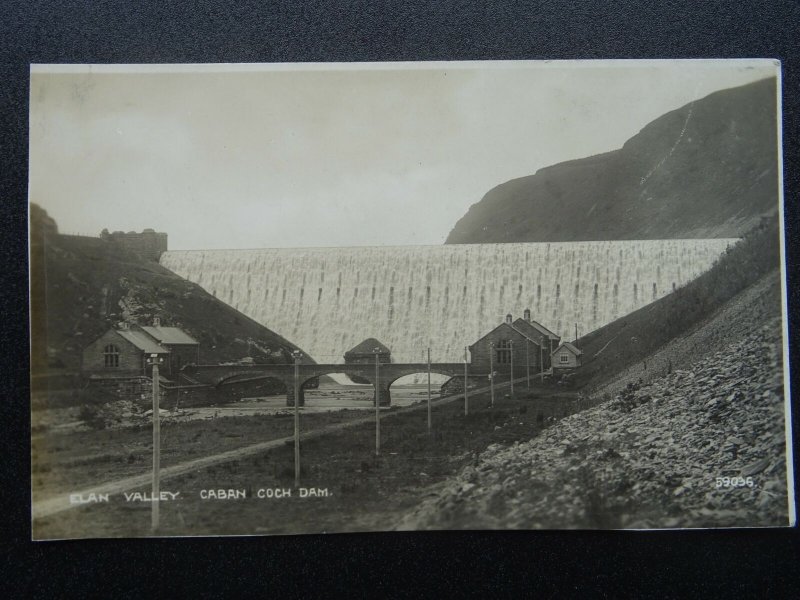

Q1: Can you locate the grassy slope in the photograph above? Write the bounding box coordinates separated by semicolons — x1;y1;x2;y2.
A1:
30;209;306;377
446;78;778;243
571;215;782;390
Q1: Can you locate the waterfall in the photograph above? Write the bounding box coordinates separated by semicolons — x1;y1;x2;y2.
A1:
161;240;735;368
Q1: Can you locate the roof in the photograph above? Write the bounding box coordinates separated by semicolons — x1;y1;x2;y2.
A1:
116;330;170;354
552;341;583;356
514;318;560;341
345;338;391;355
140;326;199;345
469;322;540;349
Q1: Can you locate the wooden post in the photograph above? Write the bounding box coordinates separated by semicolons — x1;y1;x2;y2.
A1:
489;342;495;408
427;347;432;433
293;352;301;487
150;356;161;533
526;338;530;390
510;340;514;397
540;344;544;383
464;345;469;416
375;350;380;456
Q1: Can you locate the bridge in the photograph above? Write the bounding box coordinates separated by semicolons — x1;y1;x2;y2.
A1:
181;362;470;406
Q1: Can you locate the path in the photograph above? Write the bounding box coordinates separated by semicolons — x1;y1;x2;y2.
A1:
32;376;531;520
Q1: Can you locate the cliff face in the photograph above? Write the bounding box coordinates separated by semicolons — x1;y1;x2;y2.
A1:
445;78;778;243
29;204;305;374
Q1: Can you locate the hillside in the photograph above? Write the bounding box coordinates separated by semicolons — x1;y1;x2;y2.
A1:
29;204;306;380
446;77;778;243
398;307;788;529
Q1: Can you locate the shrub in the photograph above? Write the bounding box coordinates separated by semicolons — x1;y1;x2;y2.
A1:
78;404;108;430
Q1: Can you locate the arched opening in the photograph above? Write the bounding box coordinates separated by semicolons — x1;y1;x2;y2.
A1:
298;372;376;409
386;370;460;407
213;374;289;408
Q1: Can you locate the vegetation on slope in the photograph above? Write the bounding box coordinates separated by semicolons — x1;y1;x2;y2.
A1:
446;78;778;243
29;204;306;379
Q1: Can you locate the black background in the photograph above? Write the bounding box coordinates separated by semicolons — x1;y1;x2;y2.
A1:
2;1;799;596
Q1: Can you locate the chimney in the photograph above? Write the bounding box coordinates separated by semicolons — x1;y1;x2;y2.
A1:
505;313;512;325
524;308;531;322
153;316;161;327
119;322;130;331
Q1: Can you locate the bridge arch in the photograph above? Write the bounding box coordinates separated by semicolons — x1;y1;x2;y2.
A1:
382;369;461;407
183;362;465;408
215;372;286;388
384;368;461;389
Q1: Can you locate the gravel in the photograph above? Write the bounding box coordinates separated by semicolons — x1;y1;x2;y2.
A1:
398;303;790;530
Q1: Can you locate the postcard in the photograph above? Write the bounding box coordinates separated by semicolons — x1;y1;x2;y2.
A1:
29;59;793;539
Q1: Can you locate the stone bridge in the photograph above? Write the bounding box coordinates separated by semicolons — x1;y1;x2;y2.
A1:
181;363;469;406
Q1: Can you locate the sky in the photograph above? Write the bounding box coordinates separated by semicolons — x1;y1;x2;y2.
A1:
29;60;778;250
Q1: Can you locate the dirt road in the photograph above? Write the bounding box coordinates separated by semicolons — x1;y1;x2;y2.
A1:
32;379;525;521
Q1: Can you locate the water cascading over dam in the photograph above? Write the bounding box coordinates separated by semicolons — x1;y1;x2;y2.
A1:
161;240;735;373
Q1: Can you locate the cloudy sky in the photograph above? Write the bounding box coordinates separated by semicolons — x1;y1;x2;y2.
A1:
29;60;777;249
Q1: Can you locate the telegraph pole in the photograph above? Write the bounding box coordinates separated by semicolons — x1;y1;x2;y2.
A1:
374;348;381;456
510;340;514;397
489;342;495;408
427;347;432;433
293;351;302;487
526;338;530;390
464;345;469;416
540;344;545;383
148;354;162;533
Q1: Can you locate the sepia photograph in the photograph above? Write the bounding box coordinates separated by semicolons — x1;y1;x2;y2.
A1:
28;59;793;539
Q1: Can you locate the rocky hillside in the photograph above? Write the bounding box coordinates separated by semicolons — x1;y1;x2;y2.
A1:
446;77;778;243
397;285;790;530
30;204;306;377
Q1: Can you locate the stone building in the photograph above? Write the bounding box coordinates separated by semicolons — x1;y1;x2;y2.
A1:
469;312;552;375
139;317;200;373
82;319;198;379
513;308;561;370
81;326;169;379
551;341;583;371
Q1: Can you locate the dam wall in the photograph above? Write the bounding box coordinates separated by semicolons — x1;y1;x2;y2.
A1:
161;240;735;367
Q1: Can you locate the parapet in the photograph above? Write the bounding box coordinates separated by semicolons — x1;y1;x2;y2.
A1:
100;228;168;261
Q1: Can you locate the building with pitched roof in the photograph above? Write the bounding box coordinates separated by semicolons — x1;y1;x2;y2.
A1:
139;317;200;373
513;308;561;370
81;325;170;378
551;341;583;371
468;312;551;375
82;318;199;379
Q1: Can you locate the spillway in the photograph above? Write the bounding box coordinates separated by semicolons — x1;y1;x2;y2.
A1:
161;240;735;368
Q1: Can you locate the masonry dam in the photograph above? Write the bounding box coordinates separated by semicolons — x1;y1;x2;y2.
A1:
161;240;735;382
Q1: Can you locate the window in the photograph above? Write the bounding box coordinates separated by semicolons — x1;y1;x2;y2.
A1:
104;344;120;368
560;353;569;364
496;339;512;364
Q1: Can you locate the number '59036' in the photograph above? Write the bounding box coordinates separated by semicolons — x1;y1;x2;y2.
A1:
716;476;754;488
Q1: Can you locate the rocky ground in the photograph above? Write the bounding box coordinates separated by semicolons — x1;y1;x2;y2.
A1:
398;313;790;530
